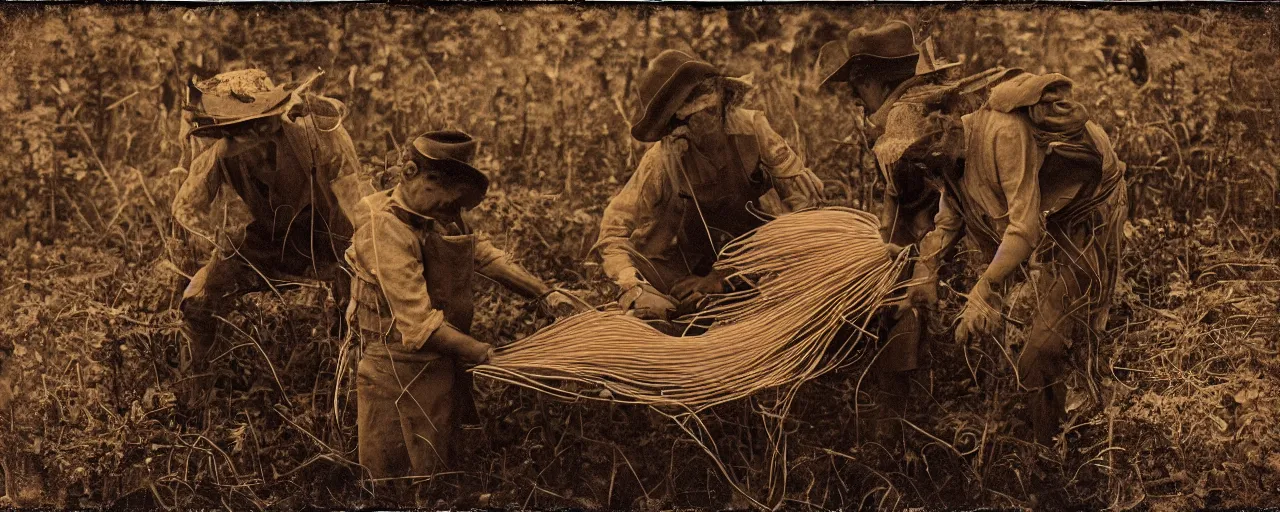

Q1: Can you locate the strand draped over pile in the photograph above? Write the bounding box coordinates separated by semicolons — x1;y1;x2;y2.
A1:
472;207;909;412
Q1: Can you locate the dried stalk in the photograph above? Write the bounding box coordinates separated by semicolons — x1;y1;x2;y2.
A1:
474;207;905;412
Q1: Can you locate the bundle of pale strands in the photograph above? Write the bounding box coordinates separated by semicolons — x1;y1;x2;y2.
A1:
472;207;908;413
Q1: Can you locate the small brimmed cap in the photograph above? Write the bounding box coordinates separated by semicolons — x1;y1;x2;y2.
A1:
409;130;490;209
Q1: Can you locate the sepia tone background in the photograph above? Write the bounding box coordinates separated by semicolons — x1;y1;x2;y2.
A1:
0;4;1278;509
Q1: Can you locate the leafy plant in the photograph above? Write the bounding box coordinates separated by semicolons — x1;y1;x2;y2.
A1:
0;4;1277;510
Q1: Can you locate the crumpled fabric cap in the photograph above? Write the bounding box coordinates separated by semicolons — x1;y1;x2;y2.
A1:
986;72;1074;113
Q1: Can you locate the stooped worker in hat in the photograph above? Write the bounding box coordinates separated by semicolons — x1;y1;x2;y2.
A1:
817;20;968;246
345;130;580;501
171;69;375;407
593;50;826;324
816;20;970;442
913;72;1128;446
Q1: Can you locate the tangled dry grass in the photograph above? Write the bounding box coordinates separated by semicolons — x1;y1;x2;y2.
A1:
0;4;1278;510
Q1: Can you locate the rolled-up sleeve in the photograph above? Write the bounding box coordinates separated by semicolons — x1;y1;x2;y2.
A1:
1086;121;1126;180
918;193;964;271
934;193;964;236
752;112;824;210
594;145;668;287
357;212;446;348
878;161;902;242
172;140;226;237
472;232;512;271
327;127;377;230
991;125;1044;248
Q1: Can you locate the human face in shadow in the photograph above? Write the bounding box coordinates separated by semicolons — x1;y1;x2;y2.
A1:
676;79;725;142
398;160;470;219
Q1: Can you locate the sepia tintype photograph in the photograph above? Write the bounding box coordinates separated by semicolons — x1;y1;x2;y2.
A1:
0;2;1277;510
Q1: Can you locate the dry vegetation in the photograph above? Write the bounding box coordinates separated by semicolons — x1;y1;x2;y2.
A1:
0;4;1278;510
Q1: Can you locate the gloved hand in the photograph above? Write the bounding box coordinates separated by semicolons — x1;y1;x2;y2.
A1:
669;271;729;308
540;289;587;317
618;283;677;321
954;277;1002;343
780;171;826;210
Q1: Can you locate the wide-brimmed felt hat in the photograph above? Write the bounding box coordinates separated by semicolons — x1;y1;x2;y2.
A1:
409;130;490;209
630;50;752;143
186;69;316;135
912;37;964;78
817;21;963;90
986;72;1075;113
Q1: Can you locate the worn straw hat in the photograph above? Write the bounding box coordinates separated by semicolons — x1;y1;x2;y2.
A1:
185;69;315;135
871;67;1025;167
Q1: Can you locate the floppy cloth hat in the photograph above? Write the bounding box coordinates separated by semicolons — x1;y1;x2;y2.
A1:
986;72;1074;113
987;72;1107;219
986;72;1093;145
630;50;753;143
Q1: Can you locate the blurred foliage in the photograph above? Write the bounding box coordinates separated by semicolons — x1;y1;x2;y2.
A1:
0;4;1278;510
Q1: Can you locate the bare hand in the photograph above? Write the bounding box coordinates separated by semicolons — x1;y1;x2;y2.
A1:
884;242;908;260
460;343;494;368
905;262;939;310
670;273;728;304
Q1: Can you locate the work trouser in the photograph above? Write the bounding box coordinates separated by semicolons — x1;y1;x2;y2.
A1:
874;305;927;390
867;201;937;444
177;230;348;406
356;332;458;503
1015;260;1090;446
866;294;928;446
1017;184;1126;445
